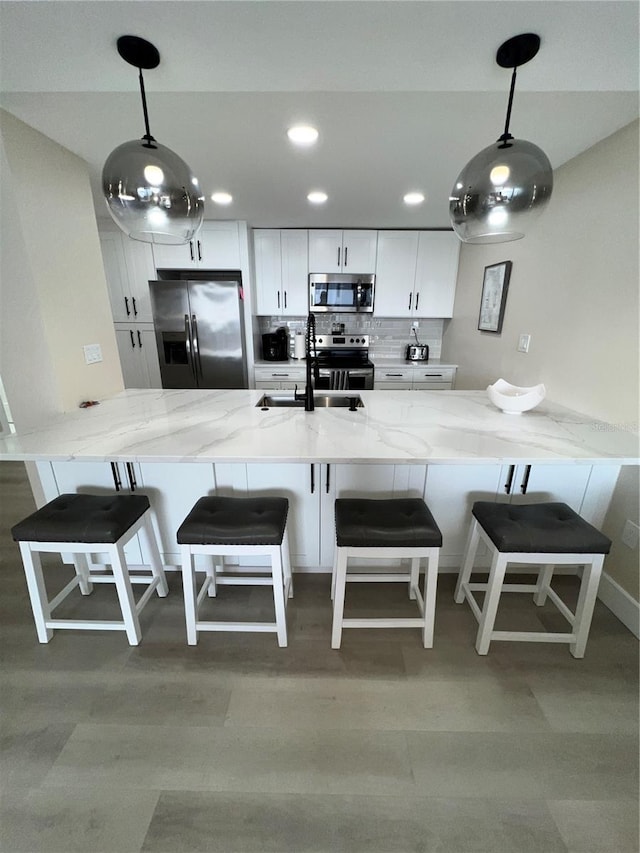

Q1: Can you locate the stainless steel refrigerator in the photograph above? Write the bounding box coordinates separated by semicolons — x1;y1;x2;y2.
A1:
149;273;248;389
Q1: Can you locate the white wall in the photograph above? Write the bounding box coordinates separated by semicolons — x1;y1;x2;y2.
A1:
442;120;639;603
0;110;123;428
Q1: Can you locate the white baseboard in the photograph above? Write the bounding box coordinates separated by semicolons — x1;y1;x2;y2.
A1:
597;572;640;639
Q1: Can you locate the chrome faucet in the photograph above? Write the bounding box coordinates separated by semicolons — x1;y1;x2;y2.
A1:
294;313;318;411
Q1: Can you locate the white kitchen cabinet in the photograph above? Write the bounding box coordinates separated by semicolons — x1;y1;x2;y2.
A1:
374;230;459;319
423;462;595;567
99;231;155;323
373;366;456;390
152;221;241;270
308;230;377;273
253;229;308;315
254;365;306;390
114;324;162;388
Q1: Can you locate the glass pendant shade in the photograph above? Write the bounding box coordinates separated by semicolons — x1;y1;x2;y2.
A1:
449;138;553;243
103;139;204;245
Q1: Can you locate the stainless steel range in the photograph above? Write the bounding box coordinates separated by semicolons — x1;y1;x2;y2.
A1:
312;333;374;390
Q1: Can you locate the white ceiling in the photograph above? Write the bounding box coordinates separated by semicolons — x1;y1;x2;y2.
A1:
1;1;638;228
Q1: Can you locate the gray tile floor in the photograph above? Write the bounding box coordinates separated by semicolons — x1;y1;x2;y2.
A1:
1;461;638;852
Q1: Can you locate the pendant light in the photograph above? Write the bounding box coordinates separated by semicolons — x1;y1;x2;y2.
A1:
102;35;204;245
449;33;553;244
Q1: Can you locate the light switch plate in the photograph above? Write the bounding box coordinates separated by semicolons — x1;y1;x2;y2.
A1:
83;344;103;365
621;519;639;549
517;334;531;353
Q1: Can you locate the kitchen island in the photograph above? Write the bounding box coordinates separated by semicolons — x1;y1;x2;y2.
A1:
0;389;637;572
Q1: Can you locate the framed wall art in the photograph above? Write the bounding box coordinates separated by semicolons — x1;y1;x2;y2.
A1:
478;261;512;333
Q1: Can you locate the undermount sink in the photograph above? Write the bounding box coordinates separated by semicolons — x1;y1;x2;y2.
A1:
256;394;364;409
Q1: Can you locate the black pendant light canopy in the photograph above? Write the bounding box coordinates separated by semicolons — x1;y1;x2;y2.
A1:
449;33;553;244
102;35;204;245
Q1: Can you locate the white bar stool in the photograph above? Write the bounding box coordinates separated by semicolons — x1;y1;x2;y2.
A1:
177;496;293;647
11;493;168;646
331;498;442;649
454;501;612;657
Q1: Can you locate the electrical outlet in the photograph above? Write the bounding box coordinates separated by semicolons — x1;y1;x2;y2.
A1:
621;519;639;549
517;334;531;353
412;320;420;328
83;344;103;365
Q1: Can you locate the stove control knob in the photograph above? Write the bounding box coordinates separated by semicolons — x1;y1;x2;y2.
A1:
350;337;355;343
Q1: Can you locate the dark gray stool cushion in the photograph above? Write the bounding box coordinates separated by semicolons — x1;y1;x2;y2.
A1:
335;498;442;548
472;501;612;554
11;493;151;544
177;496;289;546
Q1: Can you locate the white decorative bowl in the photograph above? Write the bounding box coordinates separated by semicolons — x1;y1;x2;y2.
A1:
487;379;546;414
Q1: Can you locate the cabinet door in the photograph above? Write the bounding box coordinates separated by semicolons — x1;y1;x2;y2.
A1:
152;240;197;270
124;240;155;322
197;221;241;269
342;230;378;273
100;232;131;322
137;462;215;564
50;461;143;563
246;463;320;567
280;230;309;314
374;231;419;317
254;230;282;314
138;326;162;388
505;463;592;512
115;327;146;388
308;230;343;273
414;231;459;317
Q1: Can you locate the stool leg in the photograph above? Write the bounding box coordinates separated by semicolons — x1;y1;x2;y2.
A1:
19;543;53;643
331;548;348;649
181;545;199;646
109;543;142;645
409;557;420;600
139;512;168;597
281;523;294;599
534;564;555;606
205;557;217;597
270;545;288;648
330;545;338;601
455;518;480;604
570;556;604;658
422;551;439;649
475;551;507;655
74;554;93;595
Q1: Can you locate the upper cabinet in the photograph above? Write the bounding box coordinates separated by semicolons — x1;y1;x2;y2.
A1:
152;221;241;270
374;230;459;318
254;229;308;316
308;230;377;274
99;231;155;323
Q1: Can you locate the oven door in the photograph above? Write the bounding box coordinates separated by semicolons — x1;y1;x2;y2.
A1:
316;368;373;390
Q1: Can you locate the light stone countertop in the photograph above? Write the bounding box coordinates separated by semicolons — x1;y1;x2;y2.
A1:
0;390;637;466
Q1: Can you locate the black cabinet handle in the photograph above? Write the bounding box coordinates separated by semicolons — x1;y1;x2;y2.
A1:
132;296;137;316
344;247;348;267
415;292;420;311
189;241;194;261
137;330;142;347
310;464;315;494
277;291;280;309
110;462;122;492
386;373;403;377
126;462;137;491
408;292;412;311
197;240;202;262
325;464;331;494
129;329;135;348
337;247;341;267
520;464;532;494
504;464;515;494
284;290;287;309
124;296;130;316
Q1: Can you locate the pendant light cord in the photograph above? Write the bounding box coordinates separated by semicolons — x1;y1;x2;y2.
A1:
138;67;157;148
498;67;517;148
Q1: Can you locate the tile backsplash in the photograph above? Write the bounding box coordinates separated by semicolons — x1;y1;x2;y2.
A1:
257;315;444;361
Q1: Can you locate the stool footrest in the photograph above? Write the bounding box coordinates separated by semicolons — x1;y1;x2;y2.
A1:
342;617;426;629
345;573;413;583
195;621;280;633
491;630;576;644
46;619;127;632
48;576;81;611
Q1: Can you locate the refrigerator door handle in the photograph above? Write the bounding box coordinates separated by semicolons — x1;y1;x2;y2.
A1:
185;314;197;380
191;314;204;377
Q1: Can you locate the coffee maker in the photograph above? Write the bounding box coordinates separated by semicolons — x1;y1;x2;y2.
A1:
262;327;289;361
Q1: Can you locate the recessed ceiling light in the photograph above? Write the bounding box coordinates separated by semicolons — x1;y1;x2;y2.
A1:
404;192;425;205
211;192;233;205
307;191;328;204
288;125;319;146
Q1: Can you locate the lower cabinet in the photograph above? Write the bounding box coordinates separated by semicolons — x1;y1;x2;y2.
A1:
254;366;306;391
374;366;456;390
114;323;162;388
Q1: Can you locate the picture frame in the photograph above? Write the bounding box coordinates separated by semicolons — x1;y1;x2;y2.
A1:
478;261;512;333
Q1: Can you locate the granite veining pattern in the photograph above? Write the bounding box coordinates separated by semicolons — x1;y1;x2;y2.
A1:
0;389;637;465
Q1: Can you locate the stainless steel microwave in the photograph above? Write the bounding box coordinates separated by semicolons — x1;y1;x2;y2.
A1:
309;273;375;314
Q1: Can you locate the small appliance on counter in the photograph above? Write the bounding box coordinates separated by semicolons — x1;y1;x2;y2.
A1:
405;328;429;362
262;327;289;361
292;331;306;360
